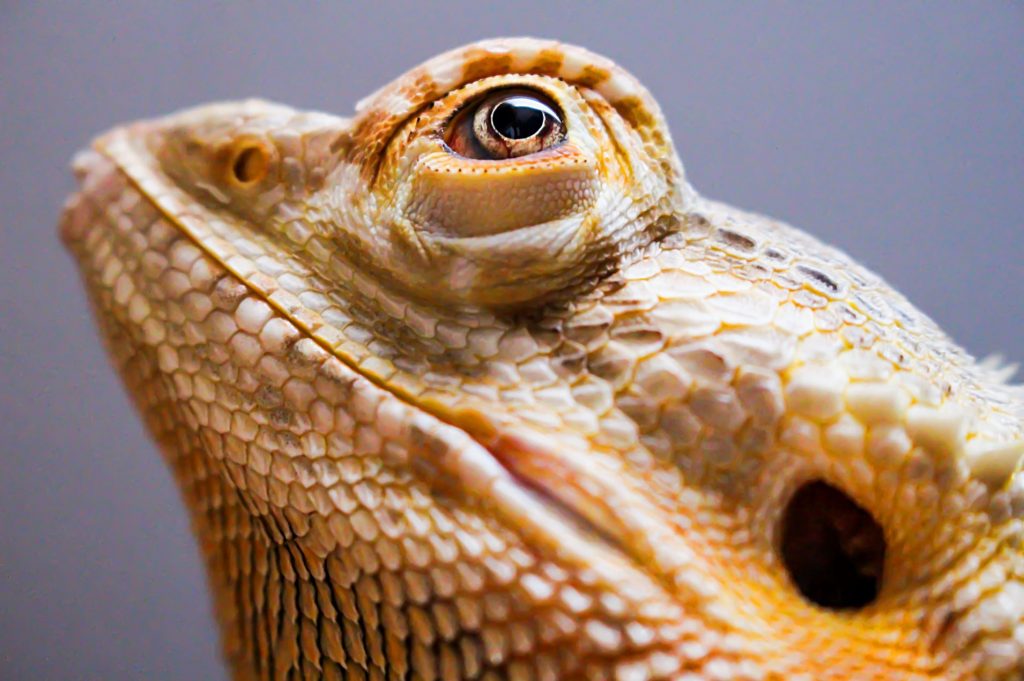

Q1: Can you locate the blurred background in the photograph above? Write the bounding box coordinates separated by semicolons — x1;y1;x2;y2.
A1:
1;3;1021;679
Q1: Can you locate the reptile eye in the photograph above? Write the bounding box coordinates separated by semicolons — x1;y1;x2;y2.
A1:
228;141;270;186
445;89;564;160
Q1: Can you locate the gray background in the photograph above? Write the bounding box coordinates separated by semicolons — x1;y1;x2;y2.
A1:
2;2;1022;679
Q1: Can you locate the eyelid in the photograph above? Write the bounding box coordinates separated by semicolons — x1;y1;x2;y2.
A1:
405;143;598;237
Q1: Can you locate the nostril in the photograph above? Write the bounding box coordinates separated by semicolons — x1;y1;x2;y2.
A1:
229;144;269;185
780;480;886;610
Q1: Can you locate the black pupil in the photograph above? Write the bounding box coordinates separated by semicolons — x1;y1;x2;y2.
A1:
490;97;550;140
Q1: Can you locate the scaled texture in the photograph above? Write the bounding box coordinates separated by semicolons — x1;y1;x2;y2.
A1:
61;38;1024;680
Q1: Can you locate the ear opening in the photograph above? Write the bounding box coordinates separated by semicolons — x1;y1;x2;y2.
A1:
780;480;886;610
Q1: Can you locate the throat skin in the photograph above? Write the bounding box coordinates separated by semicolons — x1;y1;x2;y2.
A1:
96;296;278;679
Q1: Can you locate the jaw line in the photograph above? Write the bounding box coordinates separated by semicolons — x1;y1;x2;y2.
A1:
98;128;681;609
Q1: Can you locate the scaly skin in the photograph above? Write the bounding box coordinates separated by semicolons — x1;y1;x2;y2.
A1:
61;39;1023;680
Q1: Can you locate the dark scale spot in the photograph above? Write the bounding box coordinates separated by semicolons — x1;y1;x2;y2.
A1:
270;408;294;428
255;385;283;409
764;247;788;262
716;228;757;251
797;265;840;295
780;481;885;610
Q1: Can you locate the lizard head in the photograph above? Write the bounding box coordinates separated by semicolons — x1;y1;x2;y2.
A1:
63;38;1023;680
133;40;691;308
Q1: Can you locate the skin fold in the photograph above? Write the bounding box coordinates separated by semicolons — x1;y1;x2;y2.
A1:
60;38;1023;680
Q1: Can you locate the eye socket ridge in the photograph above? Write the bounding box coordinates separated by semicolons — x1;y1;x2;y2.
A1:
444;87;566;161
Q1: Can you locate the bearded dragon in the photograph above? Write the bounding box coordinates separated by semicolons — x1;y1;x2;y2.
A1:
60;38;1024;680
